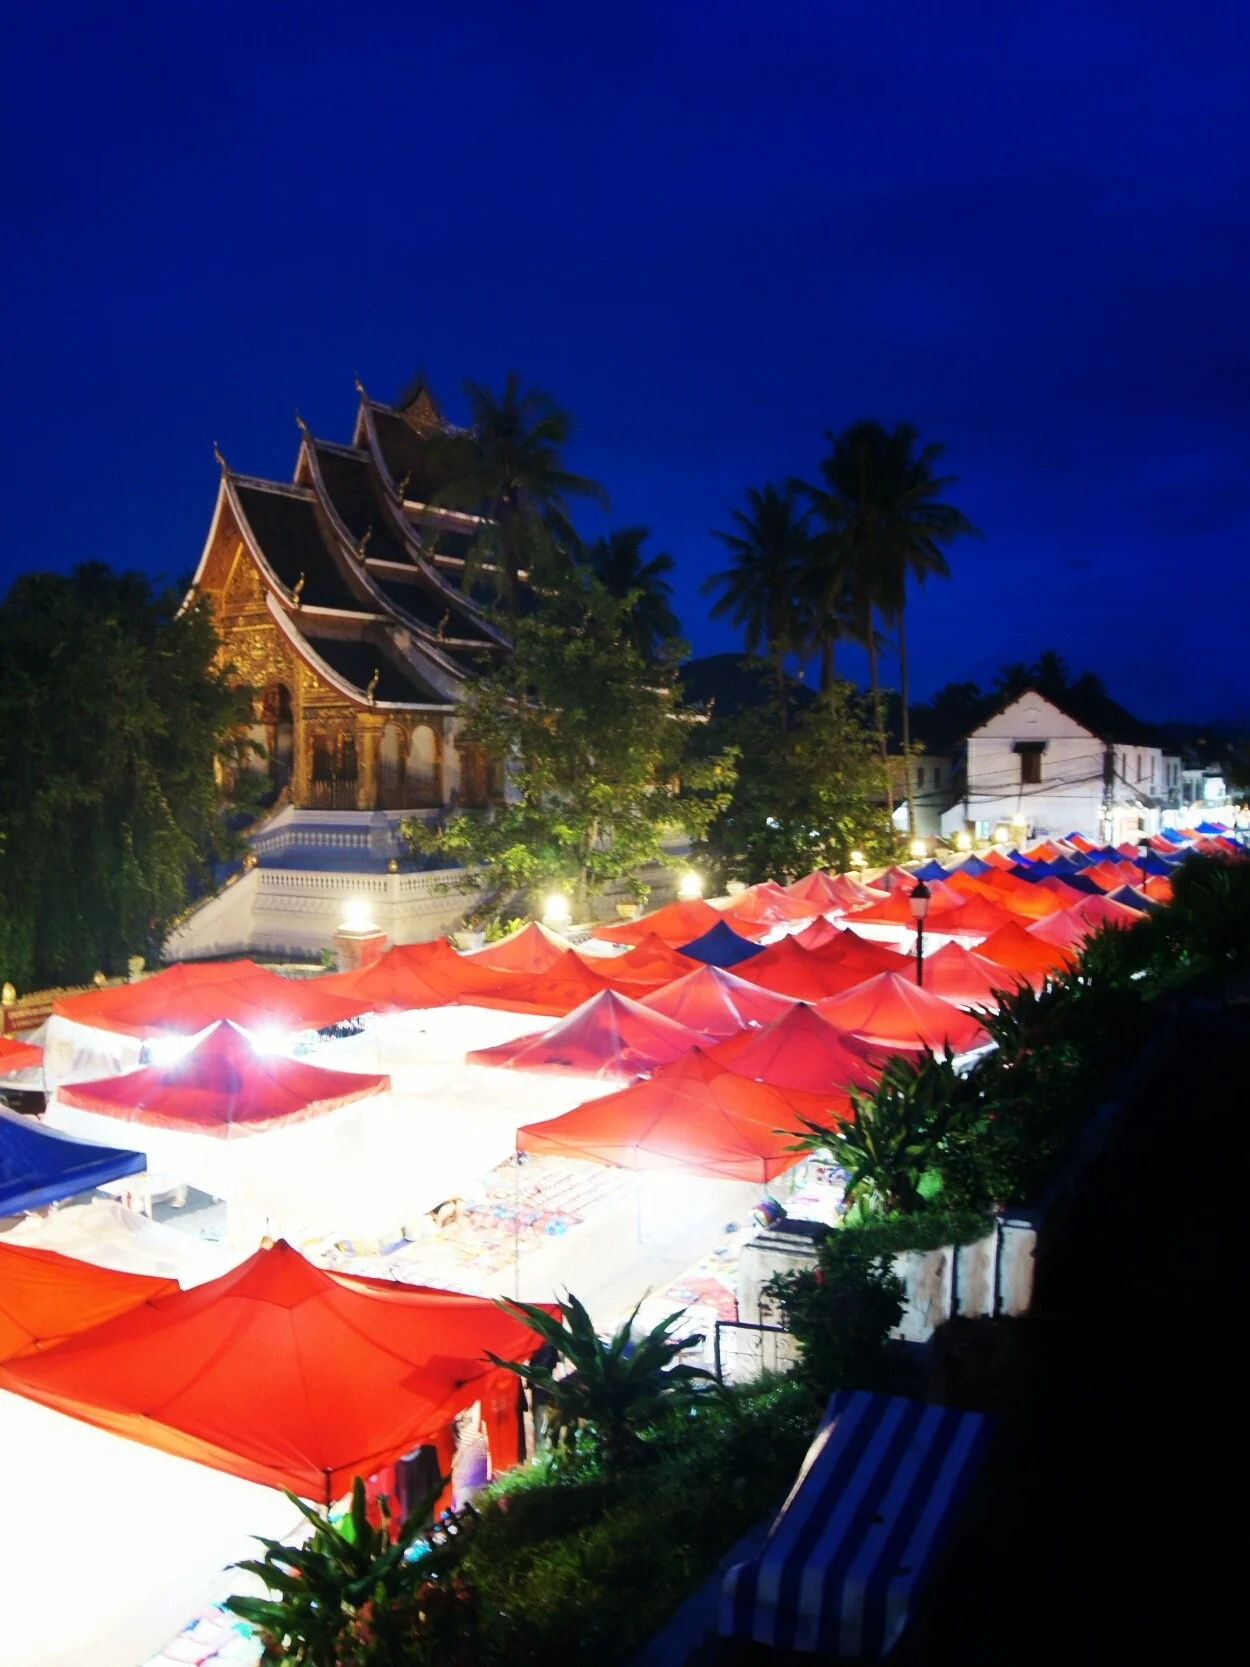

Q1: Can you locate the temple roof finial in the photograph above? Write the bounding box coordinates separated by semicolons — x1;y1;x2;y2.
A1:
354;373;367;398
295;408;308;435
366;666;380;705
213;441;228;473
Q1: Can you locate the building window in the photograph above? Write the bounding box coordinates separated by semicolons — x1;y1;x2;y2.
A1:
1021;751;1042;785
934;766;942;787
916;766;926;788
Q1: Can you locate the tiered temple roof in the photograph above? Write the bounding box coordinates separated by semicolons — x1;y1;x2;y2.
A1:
191;381;507;715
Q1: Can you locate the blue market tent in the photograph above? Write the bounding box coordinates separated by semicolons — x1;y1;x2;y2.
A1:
1143;851;1181;876
1061;872;1110;896
1107;885;1161;914
720;1390;992;1659
0;1107;145;1216
1196;821;1228;835
949;854;990;876
677;920;765;969
910;860;949;882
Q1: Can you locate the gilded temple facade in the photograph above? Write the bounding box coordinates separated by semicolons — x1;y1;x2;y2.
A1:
190;382;506;813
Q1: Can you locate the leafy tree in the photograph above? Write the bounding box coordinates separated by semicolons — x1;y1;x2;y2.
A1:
489;1292;717;1471
428;371;607;610
796;526;870;693
403;580;735;918
704;483;811;730
801;423;978;833
227;1476;477;1667
584;526;680;660
0;563;253;990
706;680;892;882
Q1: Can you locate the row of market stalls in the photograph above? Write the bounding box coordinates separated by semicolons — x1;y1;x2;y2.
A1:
0;820;1240;1665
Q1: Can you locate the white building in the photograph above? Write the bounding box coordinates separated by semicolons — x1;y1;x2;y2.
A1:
940;690;1166;845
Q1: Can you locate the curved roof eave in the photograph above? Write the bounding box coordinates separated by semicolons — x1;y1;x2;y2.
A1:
264;595;453;714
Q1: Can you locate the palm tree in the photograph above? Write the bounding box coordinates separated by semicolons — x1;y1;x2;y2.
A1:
586;526;681;660
797;525;868;693
803;422;978;836
704;482;811;730
430;371;608;611
489;1292;714;1471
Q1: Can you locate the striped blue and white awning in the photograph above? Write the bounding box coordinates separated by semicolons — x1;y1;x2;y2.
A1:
720;1389;992;1657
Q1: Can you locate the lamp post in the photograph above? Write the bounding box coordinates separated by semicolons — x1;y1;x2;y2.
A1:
1137;836;1151;891
910;878;931;988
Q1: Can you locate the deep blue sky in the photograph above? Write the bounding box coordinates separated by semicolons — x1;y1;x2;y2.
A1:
4;2;1249;721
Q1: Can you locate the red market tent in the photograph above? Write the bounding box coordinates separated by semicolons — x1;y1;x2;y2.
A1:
815;931;912;977
933;893;1018;939
578;934;696;991
978;920;1075;978
722;882;817;930
978;874;1064;920
1028;896;1141;951
1022;842;1062;863
707;1004;878;1100
980;848;1019;870
465;921;569;975
736;939;874;1002
466;989;701;1079
0;1241;554;1500
785;871;845;912
590;897;729;947
53;960;368;1039
793;915;843;953
1142;874;1174;902
914;942;1022;1009
1067;834;1097;853
0;1035;43;1073
320;939;507;1011
517;1048;839;1182
639;965;796;1039
822;875;889;913
816;972;989;1057
1036;875;1093;908
0;1243;176;1363
58;1022;391;1136
465;953;617;1018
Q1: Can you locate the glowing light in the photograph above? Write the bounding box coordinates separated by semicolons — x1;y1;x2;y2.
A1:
676;870;704;900
251;1027;289;1056
542;893;571;929
725;879;747;896
342;896;372;929
993;825;1009;844
955;831;972;852
849;850;867;869
909;838;927;859
1011;813;1027;828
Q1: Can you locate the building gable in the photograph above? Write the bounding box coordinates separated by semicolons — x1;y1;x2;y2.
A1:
969;691;1098;744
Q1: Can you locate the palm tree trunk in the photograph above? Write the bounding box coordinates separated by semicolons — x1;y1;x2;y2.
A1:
819;634;834;693
865;611;893;822
775;651;787;733
899;603;916;840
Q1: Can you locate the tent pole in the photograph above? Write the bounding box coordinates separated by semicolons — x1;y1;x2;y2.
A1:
513;1150;520;1302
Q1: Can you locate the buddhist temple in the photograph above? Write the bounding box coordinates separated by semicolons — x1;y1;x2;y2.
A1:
189;379;508;812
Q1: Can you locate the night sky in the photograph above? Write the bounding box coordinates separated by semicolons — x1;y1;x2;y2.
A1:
3;2;1248;722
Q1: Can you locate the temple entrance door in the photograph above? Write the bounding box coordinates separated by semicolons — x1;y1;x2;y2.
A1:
263;683;294;794
377;722;404;809
309;731;358;810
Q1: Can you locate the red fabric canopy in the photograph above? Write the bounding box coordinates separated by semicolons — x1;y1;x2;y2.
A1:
517;1048;836;1182
466;990;700;1078
980;848;1019;869
935;894;1019;938
0;1243;176;1363
53;961;368;1039
815;930;912;977
0;1035;42;1072
915;942;1022;1009
735;939;874;1002
978;873;1064;919
816;972;989;1057
785;870;845;911
793;916;842;953
722;882;817;929
1028;896;1141;950
1142;874;1174;902
638;964;796;1039
577;934;696;991
58;1021;390;1137
978;920;1075;977
850;878;968;929
1068;834;1097;853
822;874;889;913
590;897;728;947
320;940;506;1011
1035;875;1092;908
465;921;569;975
707;1003;878;1100
465;953;617;1018
0;1241;552;1500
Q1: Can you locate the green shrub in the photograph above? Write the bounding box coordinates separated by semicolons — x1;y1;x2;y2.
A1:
765;1232;906;1399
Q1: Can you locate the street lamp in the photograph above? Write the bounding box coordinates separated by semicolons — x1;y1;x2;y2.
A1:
910;879;931;988
1137;837;1151;890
